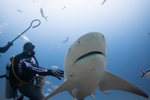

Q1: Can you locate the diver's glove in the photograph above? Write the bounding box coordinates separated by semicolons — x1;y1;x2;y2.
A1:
2;42;13;53
48;69;64;80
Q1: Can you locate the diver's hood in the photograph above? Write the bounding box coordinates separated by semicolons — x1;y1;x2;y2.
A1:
21;51;35;58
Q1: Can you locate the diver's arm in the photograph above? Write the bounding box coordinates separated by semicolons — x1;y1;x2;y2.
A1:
23;61;49;75
0;74;6;78
0;46;8;53
0;42;13;53
23;61;64;80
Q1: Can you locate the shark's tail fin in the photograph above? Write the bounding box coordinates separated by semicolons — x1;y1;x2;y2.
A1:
140;70;145;79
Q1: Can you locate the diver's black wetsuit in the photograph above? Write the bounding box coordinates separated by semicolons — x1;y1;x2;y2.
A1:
0;42;12;53
9;51;63;100
10;52;50;86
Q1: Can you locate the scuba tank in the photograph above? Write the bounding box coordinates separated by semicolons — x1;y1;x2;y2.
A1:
5;62;17;98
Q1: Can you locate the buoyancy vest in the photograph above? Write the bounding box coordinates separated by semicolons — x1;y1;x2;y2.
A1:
9;52;39;87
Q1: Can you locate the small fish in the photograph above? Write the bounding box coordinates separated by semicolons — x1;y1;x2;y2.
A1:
18;33;30;42
45;81;51;85
44;93;49;97
45;80;58;89
0;23;8;34
53;85;58;89
55;45;62;50
101;0;107;5
0;23;8;29
21;35;30;42
40;8;48;21
51;66;59;69
62;6;66;10
101;90;110;94
141;70;150;79
47;88;52;92
62;37;69;43
91;94;96;100
17;9;23;13
32;0;36;3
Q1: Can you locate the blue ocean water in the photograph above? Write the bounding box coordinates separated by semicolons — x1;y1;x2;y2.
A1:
0;0;150;100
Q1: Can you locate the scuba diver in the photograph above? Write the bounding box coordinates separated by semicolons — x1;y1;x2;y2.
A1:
6;42;64;100
0;42;13;53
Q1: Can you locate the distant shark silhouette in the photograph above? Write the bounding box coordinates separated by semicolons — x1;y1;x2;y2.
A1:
44;32;148;100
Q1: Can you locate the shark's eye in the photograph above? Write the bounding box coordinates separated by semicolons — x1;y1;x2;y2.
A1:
78;40;80;45
69;48;71;52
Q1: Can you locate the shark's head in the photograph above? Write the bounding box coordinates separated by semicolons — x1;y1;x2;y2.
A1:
64;32;106;78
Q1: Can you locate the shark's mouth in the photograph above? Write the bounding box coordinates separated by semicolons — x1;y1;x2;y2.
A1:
75;51;104;63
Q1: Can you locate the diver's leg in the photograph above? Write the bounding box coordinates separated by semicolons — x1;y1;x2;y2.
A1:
18;84;44;100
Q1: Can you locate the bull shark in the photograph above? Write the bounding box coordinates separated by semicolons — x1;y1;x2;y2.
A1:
44;32;148;100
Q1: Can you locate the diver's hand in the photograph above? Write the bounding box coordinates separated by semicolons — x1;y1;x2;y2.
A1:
48;70;64;80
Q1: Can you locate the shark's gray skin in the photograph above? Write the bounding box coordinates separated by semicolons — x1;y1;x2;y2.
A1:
44;32;148;100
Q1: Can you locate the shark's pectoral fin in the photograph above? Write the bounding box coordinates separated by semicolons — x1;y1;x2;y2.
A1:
44;80;69;100
99;71;148;98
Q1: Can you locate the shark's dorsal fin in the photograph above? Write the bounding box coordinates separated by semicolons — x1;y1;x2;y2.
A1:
44;80;70;100
99;71;148;98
